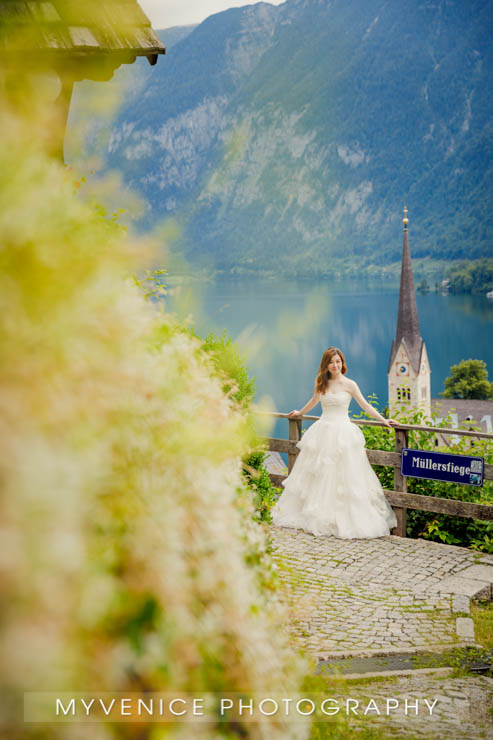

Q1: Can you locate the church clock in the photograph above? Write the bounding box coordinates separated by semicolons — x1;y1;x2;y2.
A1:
396;362;409;376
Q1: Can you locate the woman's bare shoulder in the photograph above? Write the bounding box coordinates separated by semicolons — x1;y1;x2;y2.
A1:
343;378;357;389
342;378;361;396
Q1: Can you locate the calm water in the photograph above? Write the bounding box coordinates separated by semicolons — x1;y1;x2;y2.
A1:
165;277;493;438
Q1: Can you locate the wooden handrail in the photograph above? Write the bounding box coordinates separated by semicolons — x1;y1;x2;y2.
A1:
255;410;493;440
267;440;493;481
258;410;493;535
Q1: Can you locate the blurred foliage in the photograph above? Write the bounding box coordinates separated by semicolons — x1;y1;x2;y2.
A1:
355;400;493;552
441;358;493;400
134;285;282;559
0;101;307;739
200;330;256;408
132;267;281;528
134;267;168;300
196;331;280;525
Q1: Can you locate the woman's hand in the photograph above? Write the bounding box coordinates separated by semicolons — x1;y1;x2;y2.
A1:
384;417;399;429
287;394;319;419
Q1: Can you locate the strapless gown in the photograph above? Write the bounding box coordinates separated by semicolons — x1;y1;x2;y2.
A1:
272;391;397;538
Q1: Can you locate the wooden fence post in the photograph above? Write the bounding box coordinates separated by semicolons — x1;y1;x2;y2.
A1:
288;417;302;473
392;427;409;537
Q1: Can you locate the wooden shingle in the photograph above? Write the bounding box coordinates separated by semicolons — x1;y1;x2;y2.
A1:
1;0;166;65
0;0;166;160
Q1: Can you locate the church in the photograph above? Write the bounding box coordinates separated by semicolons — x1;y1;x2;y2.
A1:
388;209;493;435
387;208;431;418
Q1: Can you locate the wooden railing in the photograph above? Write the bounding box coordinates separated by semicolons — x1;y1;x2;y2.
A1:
261;413;493;537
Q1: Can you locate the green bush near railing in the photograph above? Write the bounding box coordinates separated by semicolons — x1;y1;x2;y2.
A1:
355;400;493;552
193;330;282;524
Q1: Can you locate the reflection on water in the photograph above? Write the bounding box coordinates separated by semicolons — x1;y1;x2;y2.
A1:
164;277;493;438
446;293;493;324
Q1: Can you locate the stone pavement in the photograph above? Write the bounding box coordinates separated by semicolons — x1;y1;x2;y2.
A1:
313;674;493;739
271;527;493;659
270;529;493;737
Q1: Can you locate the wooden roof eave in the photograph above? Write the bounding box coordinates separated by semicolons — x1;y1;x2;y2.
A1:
2;46;165;81
0;12;166;80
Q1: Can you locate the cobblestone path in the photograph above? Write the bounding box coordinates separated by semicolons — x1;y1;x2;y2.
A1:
313;674;493;739
271;527;493;658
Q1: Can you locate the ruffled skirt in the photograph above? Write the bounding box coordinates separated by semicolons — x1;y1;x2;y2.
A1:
272;416;397;539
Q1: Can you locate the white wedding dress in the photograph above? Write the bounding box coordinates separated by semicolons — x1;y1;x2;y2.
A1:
272;390;397;538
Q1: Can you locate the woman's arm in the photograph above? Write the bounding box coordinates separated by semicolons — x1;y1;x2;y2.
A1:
288;393;320;418
348;380;397;429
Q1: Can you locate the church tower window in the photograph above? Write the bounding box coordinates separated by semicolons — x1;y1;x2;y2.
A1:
397;387;411;401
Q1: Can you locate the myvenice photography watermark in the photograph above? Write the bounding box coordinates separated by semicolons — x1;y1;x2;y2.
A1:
24;692;440;723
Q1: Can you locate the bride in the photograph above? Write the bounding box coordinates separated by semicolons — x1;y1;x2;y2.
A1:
272;347;398;539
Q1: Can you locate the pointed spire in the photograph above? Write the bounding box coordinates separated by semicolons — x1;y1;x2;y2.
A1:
388;208;423;373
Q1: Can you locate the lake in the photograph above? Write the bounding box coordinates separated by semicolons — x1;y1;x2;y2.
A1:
164;277;493;439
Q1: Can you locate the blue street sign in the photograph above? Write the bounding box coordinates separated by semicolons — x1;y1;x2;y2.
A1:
401;448;484;487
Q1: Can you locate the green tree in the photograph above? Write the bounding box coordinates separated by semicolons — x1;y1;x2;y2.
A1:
445;259;493;294
441;359;493;400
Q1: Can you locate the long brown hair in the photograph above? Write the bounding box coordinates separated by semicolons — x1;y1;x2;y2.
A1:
315;347;347;395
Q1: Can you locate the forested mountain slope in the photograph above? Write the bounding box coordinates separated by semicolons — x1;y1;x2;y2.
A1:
70;0;493;275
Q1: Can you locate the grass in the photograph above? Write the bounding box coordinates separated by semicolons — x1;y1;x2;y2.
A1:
301;673;426;740
310;725;414;739
285;598;493;738
471;600;493;649
303;674;399;690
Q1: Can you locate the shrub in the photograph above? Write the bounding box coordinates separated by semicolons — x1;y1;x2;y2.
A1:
0;119;307;738
355;400;493;551
198;331;281;524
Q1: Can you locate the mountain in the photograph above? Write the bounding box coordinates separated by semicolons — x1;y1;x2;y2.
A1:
69;0;493;276
155;25;198;49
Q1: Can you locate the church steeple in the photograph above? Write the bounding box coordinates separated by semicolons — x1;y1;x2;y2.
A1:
388;208;431;417
388;207;423;373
